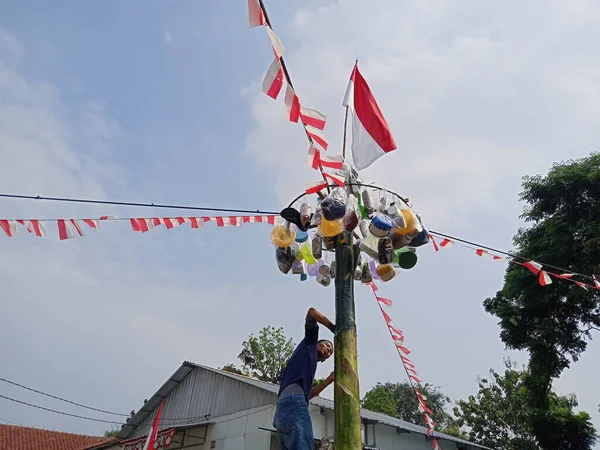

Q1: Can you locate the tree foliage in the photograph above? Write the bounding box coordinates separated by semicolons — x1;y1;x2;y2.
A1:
454;360;596;450
223;326;295;384
361;381;451;428
483;153;600;448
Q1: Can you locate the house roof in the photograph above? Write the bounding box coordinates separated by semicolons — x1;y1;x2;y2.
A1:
0;424;114;450
125;361;490;449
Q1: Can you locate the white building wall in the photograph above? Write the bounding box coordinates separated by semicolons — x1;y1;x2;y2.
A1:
103;406;475;450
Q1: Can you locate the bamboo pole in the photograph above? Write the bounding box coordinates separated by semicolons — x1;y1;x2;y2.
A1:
334;231;362;449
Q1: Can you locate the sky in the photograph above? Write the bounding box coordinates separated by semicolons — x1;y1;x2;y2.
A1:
1;0;599;444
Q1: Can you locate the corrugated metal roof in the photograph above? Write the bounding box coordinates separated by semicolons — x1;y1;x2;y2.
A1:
121;361;490;449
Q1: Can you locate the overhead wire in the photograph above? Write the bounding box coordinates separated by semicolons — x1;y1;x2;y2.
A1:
0;394;123;425
0;376;128;417
0;191;597;284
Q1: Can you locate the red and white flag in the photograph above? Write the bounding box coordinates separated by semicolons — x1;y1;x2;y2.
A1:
307;146;343;170
16;220;46;237
142;400;164;450
304;125;328;150
0;220;18;237
284;85;301;123
265;26;285;58
342;63;397;170
57;219;85;240
262;58;284;99
248;0;266;27
300;107;327;130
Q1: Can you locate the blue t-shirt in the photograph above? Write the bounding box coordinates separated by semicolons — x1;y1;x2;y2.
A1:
278;316;319;402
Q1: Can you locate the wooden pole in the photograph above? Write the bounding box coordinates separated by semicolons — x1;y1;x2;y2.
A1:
342;105;349;160
334;231;362;449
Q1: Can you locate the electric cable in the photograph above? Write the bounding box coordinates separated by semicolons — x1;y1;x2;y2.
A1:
0;376;128;417
1;191;597;284
0;394;123;425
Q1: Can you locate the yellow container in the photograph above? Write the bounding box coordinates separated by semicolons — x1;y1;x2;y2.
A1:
319;218;344;237
270;225;296;248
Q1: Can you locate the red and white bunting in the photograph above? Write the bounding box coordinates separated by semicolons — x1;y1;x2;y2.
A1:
307;146;343;171
247;0;266;27
262;58;284;99
539;271;552;286
475;248;488;257
429;234;440;252
265;26;285;58
323;172;345;187
305;180;329;195
300;107;327;130
57;219;85;241
432;438;440;450
16;220;46;237
594;275;600;289
0;220;18;237
439;238;453;248
284;85;301;123
304;124;328;150
367;281;442;445
523;260;542;275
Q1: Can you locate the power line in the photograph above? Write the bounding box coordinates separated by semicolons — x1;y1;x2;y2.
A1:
1;192;597;284
0;193;279;216
0;394;123;425
429;230;597;283
0;377;128;417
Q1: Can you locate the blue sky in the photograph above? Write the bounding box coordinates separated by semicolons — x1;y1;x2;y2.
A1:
1;0;600;444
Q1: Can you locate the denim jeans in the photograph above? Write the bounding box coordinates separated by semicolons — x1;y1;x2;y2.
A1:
273;393;314;450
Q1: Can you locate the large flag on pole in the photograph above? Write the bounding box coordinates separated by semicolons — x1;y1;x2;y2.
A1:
142;400;164;450
342;63;397;170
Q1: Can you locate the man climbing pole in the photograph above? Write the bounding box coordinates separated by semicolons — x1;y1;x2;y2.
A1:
273;307;336;450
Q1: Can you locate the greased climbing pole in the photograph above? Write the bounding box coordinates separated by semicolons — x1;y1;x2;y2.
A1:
334;231;362;449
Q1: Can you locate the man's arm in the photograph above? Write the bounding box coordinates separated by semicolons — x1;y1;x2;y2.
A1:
310;372;334;399
307;307;336;334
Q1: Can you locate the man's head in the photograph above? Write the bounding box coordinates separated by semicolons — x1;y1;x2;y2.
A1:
317;339;333;362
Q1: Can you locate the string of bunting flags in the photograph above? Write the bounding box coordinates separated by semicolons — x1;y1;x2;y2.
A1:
0;215;281;240
428;232;600;291
365;281;441;449
248;0;344;189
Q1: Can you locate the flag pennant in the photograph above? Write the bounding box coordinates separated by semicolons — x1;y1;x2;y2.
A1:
323;172;345;187
523;261;543;275
57;219;85;241
539;271;552;286
593;275;600;289
305;181;328;195
0;220;18;237
342;63;397;170
432;438;440;450
575;281;589;291
439;238;454;248
305;124;329;150
300;107;327;130
320;155;344;170
247;0;266;27
307;145;321;170
475;248;488;257
284;85;301;123
16;220;45;237
553;273;574;280
265;26;285;58
429;234;440;252
142;400;164;450
81;219;99;231
262;58;284;99
189;217;205;229
376;296;392;307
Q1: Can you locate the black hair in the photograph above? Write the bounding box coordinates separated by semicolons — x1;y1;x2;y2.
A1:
318;339;333;347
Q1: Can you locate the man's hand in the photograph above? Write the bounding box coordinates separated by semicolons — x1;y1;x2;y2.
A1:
308;307;336;334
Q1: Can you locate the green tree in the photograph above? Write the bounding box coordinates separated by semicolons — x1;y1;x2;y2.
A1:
361;381;451;428
226;326;295;383
103;429;119;438
483;153;600;448
454;360;596;450
220;363;244;375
